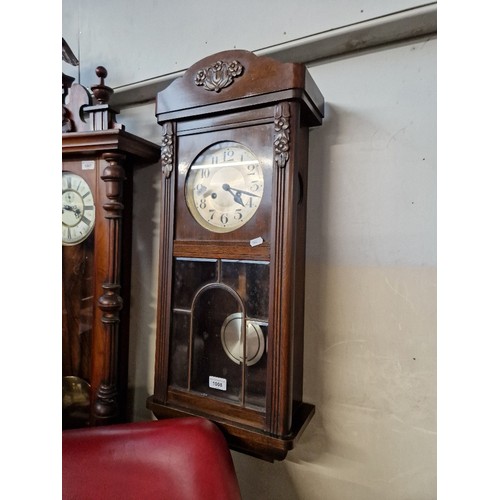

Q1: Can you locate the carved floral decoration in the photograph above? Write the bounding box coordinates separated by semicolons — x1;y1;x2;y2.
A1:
161;122;174;177
194;60;244;92
274;103;290;168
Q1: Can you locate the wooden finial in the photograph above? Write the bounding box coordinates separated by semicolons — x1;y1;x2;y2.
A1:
91;66;114;104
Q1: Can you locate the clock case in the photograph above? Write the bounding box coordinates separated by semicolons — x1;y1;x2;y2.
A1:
62;68;160;428
147;50;324;461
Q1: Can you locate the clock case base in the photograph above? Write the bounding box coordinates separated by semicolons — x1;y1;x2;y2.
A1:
147;396;314;462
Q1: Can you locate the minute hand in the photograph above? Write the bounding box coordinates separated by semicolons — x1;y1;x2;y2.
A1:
222;184;261;198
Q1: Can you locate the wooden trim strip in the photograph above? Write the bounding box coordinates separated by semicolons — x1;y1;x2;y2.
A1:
110;3;437;108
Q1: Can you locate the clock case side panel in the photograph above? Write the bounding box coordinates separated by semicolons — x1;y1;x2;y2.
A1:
152;123;177;404
267;101;315;439
116;160;134;422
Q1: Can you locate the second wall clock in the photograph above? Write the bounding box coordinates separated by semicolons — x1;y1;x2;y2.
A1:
62;66;160;428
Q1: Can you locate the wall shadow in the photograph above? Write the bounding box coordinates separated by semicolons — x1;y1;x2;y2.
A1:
127;160;162;421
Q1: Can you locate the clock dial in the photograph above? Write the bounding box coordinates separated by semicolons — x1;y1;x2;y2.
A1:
62;172;96;246
185;141;264;233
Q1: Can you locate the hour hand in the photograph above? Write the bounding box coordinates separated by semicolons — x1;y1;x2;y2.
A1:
233;192;244;206
63;204;82;217
222;184;245;206
63;204;76;213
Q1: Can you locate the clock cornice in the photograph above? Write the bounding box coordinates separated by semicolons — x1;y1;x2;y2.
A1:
156;49;324;126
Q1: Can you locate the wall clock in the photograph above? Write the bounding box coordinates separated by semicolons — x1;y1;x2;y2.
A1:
147;49;324;461
62;66;160;428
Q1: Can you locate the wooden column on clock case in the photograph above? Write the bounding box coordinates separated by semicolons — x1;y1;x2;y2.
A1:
153;120;176;401
269;98;312;438
62;67;160;427
94;152;126;421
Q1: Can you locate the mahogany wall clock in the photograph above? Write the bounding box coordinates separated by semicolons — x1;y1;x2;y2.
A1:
62;66;160;428
147;50;324;460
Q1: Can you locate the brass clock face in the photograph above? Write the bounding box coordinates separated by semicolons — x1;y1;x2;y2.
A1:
62;172;96;246
185;141;264;233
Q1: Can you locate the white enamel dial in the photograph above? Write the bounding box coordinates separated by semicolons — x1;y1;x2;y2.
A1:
185;141;264;233
62;172;96;246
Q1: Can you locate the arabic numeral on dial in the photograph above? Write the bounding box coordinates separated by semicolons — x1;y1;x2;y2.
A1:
198;198;207;209
250;181;260;192
195;183;207;195
234;210;243;221
220;213;229;225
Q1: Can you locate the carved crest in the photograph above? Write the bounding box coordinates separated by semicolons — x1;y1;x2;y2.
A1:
194;60;244;92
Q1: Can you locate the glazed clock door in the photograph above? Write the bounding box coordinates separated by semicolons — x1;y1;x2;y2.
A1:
62;165;97;428
164;125;274;428
169;258;270;412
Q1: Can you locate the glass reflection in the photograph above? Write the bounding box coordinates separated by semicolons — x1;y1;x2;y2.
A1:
169;258;270;410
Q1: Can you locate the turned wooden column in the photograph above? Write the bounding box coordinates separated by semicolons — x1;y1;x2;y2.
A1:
93;152;126;424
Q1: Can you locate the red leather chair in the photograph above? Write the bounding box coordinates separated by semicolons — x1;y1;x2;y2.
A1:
62;417;242;500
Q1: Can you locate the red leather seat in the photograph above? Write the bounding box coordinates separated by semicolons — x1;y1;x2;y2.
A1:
62;417;242;500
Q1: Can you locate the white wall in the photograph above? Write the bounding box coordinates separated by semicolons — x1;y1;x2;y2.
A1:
63;2;436;499
62;0;434;92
